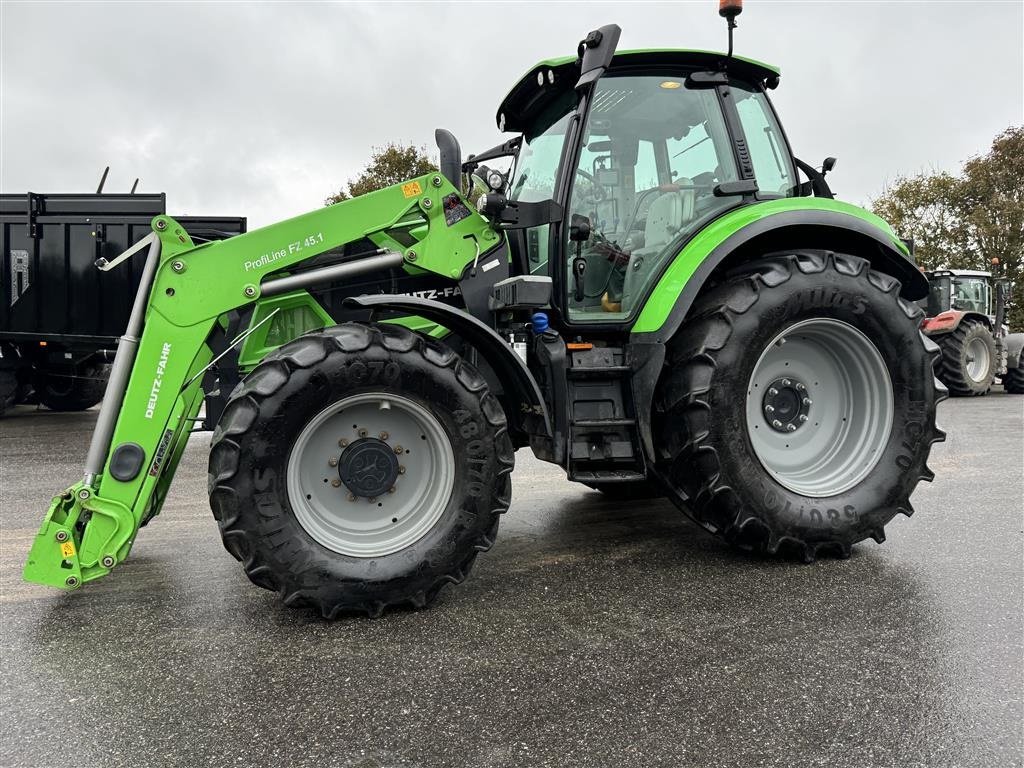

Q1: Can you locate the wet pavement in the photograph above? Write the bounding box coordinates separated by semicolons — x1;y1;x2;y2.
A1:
1;391;1022;768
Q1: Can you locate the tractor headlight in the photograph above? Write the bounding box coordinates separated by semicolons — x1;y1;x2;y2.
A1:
477;193;508;219
486;170;505;192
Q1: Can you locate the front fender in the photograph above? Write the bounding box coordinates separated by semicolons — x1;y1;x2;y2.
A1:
344;294;550;438
631;199;926;342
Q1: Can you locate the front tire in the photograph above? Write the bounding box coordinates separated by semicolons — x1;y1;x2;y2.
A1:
208;323;514;617
657;251;945;559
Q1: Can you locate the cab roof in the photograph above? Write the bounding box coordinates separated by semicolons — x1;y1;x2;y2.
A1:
497;49;781;133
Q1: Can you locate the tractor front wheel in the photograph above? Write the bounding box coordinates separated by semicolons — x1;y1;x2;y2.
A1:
208;323;514;617
657;251;945;560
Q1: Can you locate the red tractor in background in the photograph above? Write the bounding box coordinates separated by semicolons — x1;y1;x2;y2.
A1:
919;268;1024;395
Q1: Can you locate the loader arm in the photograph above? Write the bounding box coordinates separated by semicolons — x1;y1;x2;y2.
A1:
24;173;499;589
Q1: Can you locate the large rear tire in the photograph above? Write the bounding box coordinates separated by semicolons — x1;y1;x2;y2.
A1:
35;362;108;412
657;251;945;559
208;323;514;617
936;319;997;396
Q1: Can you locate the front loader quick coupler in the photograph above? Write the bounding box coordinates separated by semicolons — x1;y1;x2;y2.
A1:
23;482;133;589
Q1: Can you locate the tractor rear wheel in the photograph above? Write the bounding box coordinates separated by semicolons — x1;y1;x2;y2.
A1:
937;319;997;396
657;251;945;560
1002;362;1024;394
208;323;514;617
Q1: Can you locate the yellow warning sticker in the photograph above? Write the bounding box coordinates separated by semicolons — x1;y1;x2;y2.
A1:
60;541;76;558
401;181;422;198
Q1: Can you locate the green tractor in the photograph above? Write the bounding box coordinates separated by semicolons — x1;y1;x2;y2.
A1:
24;5;946;616
919;268;1024;395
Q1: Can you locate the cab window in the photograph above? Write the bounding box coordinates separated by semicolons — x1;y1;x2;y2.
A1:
731;82;797;198
564;74;740;322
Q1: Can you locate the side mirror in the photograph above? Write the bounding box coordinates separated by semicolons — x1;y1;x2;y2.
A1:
435;129;462;189
822;157;838;176
575;25;622;91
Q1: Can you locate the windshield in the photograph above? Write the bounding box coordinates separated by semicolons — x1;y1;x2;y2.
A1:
952;277;990;314
509;104;574;273
509;111;571;204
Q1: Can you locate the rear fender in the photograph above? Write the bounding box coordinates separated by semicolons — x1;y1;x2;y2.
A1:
631;201;927;343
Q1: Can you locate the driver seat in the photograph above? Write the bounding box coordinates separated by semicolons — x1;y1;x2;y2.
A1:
621;182;695;310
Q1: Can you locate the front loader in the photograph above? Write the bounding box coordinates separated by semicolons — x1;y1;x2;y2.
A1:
24;3;947;616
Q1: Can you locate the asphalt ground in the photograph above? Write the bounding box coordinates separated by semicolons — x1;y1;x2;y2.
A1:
1;390;1022;768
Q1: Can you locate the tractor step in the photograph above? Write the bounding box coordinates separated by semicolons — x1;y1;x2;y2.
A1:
572;417;636;428
564;345;647;483
567;365;631;379
572;469;647;483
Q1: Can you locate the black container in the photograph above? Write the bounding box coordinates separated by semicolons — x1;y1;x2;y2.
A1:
0;191;245;416
1;192;245;344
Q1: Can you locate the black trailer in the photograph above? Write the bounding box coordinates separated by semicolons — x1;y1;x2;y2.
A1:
0;192;245;416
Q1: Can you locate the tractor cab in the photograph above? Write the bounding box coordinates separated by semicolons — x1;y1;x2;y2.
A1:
921;269;994;319
472;34;823;329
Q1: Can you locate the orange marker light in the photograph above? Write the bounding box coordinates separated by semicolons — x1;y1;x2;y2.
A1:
39;341;47;347
719;0;743;17
566;342;594;351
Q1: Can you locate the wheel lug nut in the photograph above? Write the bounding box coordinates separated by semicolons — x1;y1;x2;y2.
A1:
768;388;779;396
347;492;357;502
379;431;389;440
772;419;783;429
328;457;338;467
398;466;406;475
786;424;797;432
798;414;808;422
388;486;396;494
795;382;806;391
803;397;813;406
764;405;775;413
331;479;341;488
357;428;368;438
338;438;349;448
368;497;377;503
781;378;791;387
393;444;403;454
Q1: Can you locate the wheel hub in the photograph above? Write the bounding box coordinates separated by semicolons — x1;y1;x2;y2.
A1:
338;437;399;499
762;377;811;433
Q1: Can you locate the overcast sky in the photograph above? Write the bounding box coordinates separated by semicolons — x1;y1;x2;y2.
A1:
2;1;1022;228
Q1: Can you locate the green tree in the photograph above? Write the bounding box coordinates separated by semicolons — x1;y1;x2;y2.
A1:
871;126;1024;330
325;142;437;204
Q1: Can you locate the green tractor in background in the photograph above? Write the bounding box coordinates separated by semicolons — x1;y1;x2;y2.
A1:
24;3;947;617
919;268;1024;395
